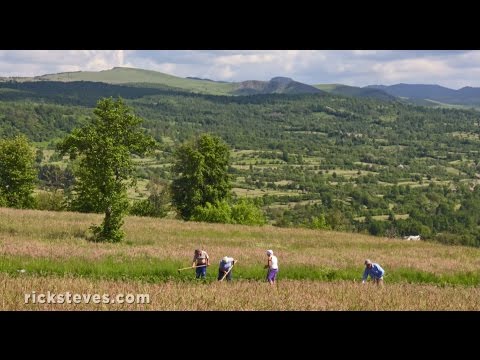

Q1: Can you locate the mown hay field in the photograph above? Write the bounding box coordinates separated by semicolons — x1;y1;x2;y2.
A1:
1;207;479;310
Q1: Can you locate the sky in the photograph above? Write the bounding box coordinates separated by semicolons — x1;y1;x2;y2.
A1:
0;50;479;89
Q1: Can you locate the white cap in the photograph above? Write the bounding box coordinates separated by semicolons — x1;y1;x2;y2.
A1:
266;250;273;256
222;256;229;262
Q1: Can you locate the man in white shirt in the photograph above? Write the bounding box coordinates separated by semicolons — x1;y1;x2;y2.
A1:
218;256;236;281
265;249;279;285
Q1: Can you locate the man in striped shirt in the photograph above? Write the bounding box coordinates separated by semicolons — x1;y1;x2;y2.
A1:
192;249;210;279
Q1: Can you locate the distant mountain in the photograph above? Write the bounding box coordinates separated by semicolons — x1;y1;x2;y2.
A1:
7;67;479;106
455;87;480;105
366;83;480;107
0;68;324;96
366;84;457;99
186;77;229;83
234;77;324;95
314;84;395;101
30;67;236;95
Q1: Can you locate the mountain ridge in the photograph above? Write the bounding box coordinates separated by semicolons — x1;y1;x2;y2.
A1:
1;67;480;106
365;83;480;107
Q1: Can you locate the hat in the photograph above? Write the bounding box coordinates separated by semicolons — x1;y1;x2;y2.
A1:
365;259;372;265
222;256;229;262
266;250;273;256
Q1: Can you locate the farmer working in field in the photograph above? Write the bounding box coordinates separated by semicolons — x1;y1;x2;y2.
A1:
192;249;210;279
218;256;236;281
362;259;385;286
265;250;279;285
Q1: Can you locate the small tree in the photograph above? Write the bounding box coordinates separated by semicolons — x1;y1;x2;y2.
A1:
309;214;330;230
0;135;37;208
58;97;157;242
171;134;232;220
38;164;75;191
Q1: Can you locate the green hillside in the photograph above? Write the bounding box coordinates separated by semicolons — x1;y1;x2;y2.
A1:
4;67;393;98
2;80;480;247
36;68;326;96
36;67;236;95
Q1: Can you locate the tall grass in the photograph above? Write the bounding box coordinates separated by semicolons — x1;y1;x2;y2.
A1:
2;255;479;286
2;274;479;310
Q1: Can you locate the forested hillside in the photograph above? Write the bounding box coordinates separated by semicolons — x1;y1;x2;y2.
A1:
1;80;480;246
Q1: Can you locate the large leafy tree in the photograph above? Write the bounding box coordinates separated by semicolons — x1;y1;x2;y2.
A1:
0;135;37;208
58;97;157;242
171;133;232;220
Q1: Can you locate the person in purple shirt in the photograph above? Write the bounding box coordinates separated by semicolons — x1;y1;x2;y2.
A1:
362;259;385;286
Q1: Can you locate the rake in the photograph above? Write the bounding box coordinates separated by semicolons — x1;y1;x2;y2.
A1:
177;264;208;273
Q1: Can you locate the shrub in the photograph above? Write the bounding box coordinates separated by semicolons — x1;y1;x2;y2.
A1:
309;214;330;230
35;190;66;211
231;198;266;225
191;200;232;223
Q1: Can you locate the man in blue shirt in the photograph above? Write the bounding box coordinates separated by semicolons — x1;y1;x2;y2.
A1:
362;259;385;286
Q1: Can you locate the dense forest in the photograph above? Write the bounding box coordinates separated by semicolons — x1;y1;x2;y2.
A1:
1;81;480;246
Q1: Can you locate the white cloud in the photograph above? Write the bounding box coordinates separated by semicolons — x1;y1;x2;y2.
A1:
0;50;126;76
214;53;276;66
371;58;454;83
216;65;235;79
1;50;480;88
352;50;378;56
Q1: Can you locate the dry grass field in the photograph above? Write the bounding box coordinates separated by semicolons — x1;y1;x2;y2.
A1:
2;274;479;310
1;207;479;310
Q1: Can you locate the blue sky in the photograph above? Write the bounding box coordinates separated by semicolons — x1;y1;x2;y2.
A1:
0;50;478;89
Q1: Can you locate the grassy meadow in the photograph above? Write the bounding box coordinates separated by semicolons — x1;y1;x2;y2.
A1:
1;207;479;310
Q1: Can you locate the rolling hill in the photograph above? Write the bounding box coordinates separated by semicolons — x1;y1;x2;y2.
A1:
3;66;480;106
1;68;328;96
366;83;480;107
234;77;325;95
32;67;237;95
314;84;395;101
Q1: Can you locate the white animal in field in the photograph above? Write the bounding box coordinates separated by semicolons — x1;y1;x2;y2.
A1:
403;235;421;241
